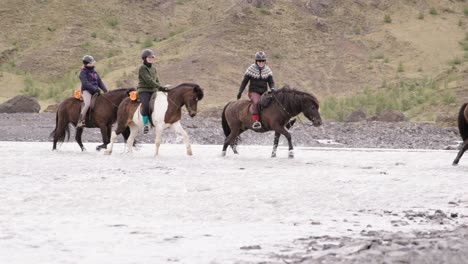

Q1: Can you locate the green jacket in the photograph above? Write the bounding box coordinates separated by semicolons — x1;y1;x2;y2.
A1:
137;64;163;92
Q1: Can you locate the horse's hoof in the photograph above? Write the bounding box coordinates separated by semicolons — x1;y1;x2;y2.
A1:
222;151;226;157
96;145;107;151
271;153;276;158
288;150;294;158
453;162;459;166
187;147;193;156
104;150;112;155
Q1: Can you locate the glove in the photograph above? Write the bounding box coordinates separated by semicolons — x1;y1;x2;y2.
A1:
95;88;101;95
270;87;276;92
237;92;242;100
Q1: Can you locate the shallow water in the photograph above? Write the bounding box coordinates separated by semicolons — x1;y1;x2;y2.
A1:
0;142;467;263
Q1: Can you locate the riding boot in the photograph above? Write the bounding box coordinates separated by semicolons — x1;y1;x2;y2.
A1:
143;115;149;134
252;114;262;129
77;114;85;128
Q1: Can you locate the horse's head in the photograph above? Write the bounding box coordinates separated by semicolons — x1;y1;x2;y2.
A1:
302;94;322;127
181;83;204;117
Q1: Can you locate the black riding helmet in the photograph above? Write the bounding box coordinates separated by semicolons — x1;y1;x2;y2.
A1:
82;55;95;65
141;49;155;59
255;51;267;61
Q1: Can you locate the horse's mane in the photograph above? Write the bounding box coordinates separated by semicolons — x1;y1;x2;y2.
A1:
172;83;204;100
273;85;320;112
174;83;199;89
110;87;135;92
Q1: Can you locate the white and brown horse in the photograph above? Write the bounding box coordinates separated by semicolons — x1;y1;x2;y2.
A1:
104;83;204;156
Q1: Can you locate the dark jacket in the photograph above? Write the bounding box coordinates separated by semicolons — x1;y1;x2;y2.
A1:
79;66;107;94
238;64;275;95
137;64;163;93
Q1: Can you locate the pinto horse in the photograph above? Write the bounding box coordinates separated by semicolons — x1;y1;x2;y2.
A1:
453;102;468;165
105;83;204;156
221;86;322;158
50;88;135;151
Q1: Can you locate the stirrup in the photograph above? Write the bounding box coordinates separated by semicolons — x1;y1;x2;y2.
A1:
252;121;262;129
143;125;149;134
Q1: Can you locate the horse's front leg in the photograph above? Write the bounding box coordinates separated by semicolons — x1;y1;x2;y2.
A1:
275;127;293;158
104;130;118;155
172;121;192;156
126;124;139;153
222;127;240;156
271;132;281;158
154;123;164;157
96;126;108;151
453;140;468;165
75;127;86;151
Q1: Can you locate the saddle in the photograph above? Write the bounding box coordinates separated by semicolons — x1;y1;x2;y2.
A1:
249;92;274;124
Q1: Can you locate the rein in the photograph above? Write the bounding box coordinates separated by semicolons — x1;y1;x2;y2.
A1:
100;92;122;109
271;92;306;126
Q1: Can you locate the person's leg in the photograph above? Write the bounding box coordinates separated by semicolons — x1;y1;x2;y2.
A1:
248;92;262;129
78;91;92;127
138;92;152;134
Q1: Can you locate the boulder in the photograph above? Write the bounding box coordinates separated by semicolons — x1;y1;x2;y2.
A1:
373;110;406;122
44;104;59;113
345;109;367;122
0;95;41;113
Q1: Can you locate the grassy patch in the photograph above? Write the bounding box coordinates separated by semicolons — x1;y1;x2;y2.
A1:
107;17;119;29
169;28;186;37
397;62;404;72
141;37;153;48
384;14;392;23
449;57;462;66
320;79;450;121
418;11;424;20
21;74;41;97
429;7;438;16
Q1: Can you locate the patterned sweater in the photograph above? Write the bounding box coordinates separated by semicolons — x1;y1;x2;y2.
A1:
137;64;163;93
238;64;275;95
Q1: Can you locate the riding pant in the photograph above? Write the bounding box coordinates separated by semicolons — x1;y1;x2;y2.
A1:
80;90;92;118
248;92;262;115
138;91;153;117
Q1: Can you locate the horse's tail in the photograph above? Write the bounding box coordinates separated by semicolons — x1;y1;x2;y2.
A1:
49;108;70;145
221;102;231;137
458;103;468;141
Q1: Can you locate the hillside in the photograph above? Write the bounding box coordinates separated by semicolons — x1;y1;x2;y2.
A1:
1;0;468;120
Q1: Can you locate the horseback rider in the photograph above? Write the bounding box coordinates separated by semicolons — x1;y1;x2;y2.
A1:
78;55;108;128
137;48;169;134
237;51;276;129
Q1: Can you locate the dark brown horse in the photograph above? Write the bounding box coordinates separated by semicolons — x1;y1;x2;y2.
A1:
50;88;135;151
105;83;204;156
221;86;322;158
453;102;468;165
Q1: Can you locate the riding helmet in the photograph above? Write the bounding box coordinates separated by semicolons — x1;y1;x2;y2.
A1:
255;51;267;61
82;55;95;65
141;49;155;59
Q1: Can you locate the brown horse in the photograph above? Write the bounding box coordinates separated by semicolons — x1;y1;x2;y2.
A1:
453;102;468;165
105;83;204;156
221;86;322;158
50;88;135;151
